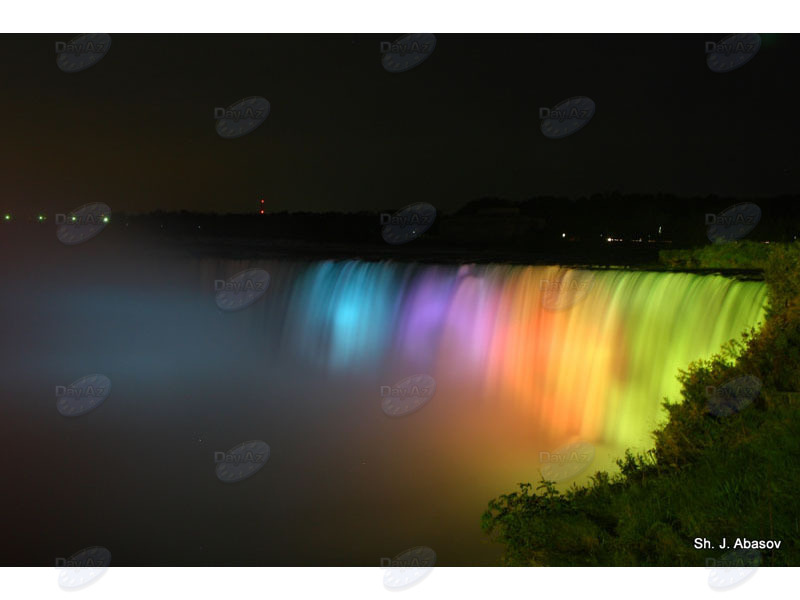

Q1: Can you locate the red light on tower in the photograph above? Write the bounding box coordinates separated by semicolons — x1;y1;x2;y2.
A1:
260;209;265;214
259;198;265;215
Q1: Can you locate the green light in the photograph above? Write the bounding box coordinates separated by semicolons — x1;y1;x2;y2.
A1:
71;216;77;222
37;215;45;221
103;216;109;223
3;214;10;221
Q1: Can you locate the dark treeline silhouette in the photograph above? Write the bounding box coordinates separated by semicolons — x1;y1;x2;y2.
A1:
110;194;800;249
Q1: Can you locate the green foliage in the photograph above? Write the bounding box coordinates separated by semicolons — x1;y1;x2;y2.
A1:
483;242;800;566
658;240;773;270
763;242;800;316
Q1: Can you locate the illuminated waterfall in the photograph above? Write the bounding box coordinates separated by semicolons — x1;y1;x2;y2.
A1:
209;259;768;450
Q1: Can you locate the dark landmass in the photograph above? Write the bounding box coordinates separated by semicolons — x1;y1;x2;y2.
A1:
5;194;798;272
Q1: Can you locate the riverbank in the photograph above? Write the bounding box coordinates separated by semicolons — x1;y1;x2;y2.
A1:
481;241;800;566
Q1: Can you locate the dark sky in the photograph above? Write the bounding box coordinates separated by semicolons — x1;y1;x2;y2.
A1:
1;33;797;215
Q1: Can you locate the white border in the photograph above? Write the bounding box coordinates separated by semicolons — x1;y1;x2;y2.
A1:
3;567;798;599
3;0;797;33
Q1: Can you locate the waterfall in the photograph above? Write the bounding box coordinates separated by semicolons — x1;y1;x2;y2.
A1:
208;259;768;449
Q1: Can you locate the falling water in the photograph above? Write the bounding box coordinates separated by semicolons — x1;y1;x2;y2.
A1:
229;260;767;450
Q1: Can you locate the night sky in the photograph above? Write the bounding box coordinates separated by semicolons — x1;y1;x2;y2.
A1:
1;33;797;216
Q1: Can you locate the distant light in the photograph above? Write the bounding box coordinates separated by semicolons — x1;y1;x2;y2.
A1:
37;215;45;221
71;216;77;222
102;216;109;223
3;214;10;221
658;226;662;234
260;199;265;204
562;233;566;238
607;237;612;242
260;209;265;215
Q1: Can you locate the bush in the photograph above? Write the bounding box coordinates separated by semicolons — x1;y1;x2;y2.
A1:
658;240;772;270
